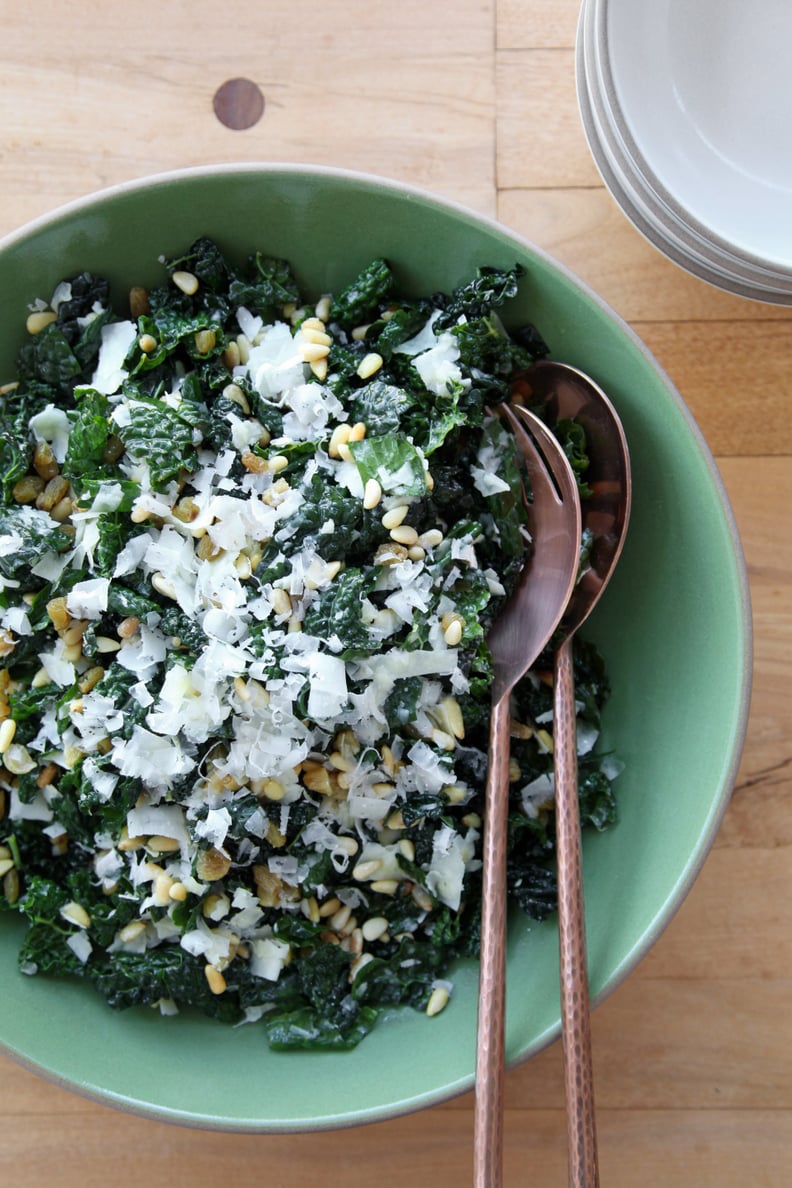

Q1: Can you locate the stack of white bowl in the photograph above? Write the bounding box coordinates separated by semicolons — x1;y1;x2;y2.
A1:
576;0;792;304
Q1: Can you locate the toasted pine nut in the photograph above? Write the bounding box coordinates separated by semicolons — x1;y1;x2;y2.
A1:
129;286;150;317
32;441;59;481
12;475;44;504
204;964;227;995
139;333;158;353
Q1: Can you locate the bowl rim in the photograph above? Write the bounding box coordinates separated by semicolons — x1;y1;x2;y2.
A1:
0;161;753;1129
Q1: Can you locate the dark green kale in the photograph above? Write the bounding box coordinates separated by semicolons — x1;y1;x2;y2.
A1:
302;568;375;653
434;264;526;330
328;258;395;329
116;398;198;489
228;252;301;314
0;506;68;581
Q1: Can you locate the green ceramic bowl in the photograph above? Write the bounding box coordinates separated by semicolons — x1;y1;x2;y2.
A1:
0;164;751;1130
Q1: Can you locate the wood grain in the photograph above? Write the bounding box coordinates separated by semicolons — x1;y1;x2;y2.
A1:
0;1;790;1184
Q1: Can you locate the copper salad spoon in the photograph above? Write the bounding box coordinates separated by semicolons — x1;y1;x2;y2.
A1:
514;361;632;1188
474;404;582;1188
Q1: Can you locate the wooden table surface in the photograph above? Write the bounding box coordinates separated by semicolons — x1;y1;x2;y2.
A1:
1;2;789;1184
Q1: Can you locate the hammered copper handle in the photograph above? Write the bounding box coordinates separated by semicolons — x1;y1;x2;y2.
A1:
555;634;599;1187
474;691;512;1188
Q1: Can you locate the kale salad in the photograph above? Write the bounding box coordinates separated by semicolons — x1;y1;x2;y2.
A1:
0;240;619;1050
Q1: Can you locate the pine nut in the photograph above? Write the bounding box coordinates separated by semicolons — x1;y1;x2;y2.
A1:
443;619;463;647
202;892;230;920
151;572;178;600
352;858;383;881
334;835;359;856
139;333;158;353
381;504;409;531
93;636;120;656
173;270;199;295
77;666;105;694
46;594;70;632
0;857;14;879
431;728;456;751
147;835;181;854
32;441;59;480
0;719;16;754
426;985;450;1017
12;475;44;504
26;310;57;335
370;879;399;895
348;422;367;442
314;295;331;322
196;846;231;881
36;474;70;512
361;916;389;942
222;382;250;414
241;450;268;474
270;588;292;617
119;920;147;943
310;359;328;381
117;826;145;851
328;424;352;459
169;882;188;902
330;904;352;932
318;896;342;918
301;327;332;346
129;286;150;318
356;353;383;380
363;478;382;510
204;964;227;995
301;341;330;362
49;496;74;523
153;874;174;905
260;778;285;802
60;901;91;928
398;838;415;862
301;316;326;333
418;528;444;549
117;616;140;639
350;952;375;981
194;329;216;355
267;454;289;473
3;868;19;903
390;525;419;547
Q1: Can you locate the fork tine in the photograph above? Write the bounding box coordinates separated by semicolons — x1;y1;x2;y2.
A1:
508;404;581;510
